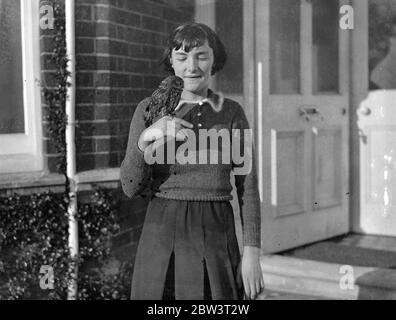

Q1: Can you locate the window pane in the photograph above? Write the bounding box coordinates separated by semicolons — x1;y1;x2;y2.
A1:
215;0;243;94
0;0;24;134
312;0;339;94
270;0;301;94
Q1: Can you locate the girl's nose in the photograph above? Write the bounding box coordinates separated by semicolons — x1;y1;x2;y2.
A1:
186;57;198;72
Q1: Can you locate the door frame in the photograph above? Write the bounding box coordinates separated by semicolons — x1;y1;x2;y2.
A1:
350;0;369;233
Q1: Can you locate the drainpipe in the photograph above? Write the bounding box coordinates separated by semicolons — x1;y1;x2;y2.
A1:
65;0;78;300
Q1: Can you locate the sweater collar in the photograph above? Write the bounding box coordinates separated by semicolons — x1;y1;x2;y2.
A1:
175;89;224;112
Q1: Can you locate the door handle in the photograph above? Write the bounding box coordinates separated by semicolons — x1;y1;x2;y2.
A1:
358;105;371;116
358;128;367;144
299;106;324;121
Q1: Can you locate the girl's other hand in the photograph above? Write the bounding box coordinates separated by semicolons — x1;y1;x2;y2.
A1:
241;246;265;300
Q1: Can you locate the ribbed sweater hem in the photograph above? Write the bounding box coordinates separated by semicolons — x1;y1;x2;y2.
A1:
155;192;232;202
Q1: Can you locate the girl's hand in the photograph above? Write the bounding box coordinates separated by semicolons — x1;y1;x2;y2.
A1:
138;116;193;152
240;246;264;300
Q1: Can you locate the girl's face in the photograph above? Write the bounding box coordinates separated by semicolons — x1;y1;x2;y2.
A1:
170;40;214;98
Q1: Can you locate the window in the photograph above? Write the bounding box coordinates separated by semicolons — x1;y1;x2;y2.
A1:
0;0;43;174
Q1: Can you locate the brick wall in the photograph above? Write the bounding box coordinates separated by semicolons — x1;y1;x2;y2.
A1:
40;0;195;269
74;0;194;172
40;0;63;173
40;0;194;173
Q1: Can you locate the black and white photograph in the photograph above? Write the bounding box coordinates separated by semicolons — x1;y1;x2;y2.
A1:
1;0;396;306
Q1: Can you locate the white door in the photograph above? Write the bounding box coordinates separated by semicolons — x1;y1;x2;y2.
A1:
357;91;396;235
256;0;351;253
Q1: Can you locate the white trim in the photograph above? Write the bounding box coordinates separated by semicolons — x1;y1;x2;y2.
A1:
194;0;216;90
350;0;369;232
75;168;120;184
0;0;43;174
0;168;121;195
0;171;65;190
194;0;215;29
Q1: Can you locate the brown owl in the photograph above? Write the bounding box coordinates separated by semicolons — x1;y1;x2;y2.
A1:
144;75;184;127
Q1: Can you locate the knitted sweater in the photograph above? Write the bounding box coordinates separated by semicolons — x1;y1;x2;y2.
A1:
120;90;261;248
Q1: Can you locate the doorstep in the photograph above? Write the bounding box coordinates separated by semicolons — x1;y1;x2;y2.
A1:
256;289;327;300
260;255;396;300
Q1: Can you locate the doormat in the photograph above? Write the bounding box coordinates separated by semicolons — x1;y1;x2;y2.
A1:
282;242;396;269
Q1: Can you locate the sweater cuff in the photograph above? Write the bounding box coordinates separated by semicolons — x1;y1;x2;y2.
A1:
243;221;261;248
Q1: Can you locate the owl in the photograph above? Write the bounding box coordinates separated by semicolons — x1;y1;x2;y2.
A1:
144;75;184;127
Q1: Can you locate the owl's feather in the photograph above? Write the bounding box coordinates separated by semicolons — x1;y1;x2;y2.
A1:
144;76;184;127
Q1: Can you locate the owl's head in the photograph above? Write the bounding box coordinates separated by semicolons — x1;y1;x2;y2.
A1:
158;75;184;93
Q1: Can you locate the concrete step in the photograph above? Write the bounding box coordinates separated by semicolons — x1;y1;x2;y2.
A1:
260;255;396;300
256;290;327;300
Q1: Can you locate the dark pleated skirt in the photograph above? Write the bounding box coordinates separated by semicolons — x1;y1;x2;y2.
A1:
130;196;243;300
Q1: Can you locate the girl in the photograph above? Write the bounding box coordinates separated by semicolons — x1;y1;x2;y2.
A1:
120;22;264;300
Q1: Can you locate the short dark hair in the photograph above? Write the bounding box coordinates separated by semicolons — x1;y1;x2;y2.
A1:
159;22;227;76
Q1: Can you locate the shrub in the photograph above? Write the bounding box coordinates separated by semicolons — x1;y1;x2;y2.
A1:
0;189;132;300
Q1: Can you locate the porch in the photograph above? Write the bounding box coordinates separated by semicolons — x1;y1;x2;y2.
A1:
258;234;396;300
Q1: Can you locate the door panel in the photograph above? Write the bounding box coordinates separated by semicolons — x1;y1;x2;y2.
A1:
272;130;306;217
257;0;350;253
313;128;343;208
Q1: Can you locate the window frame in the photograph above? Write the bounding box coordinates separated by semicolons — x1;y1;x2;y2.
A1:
0;0;43;174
